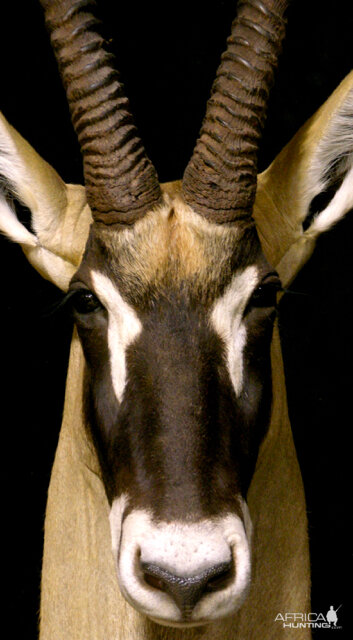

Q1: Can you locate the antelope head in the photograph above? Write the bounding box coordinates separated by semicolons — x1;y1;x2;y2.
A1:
42;0;288;625
1;0;352;630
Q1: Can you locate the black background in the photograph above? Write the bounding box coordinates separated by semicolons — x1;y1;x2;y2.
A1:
0;1;352;638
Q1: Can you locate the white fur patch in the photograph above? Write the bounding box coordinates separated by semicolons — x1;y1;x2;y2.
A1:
109;498;252;625
308;162;353;236
109;493;129;556
90;271;142;403
210;266;259;396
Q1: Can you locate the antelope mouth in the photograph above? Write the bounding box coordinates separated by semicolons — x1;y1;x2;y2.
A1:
109;497;252;626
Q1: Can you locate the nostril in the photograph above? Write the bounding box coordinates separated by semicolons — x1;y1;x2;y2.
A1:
204;562;234;592
141;560;233;615
143;571;165;592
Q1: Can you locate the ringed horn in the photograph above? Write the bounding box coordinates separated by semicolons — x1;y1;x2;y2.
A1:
39;0;162;225
39;0;288;226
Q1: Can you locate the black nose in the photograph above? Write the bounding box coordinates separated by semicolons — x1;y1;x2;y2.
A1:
141;560;233;617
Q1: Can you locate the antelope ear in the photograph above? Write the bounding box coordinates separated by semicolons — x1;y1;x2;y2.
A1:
254;71;353;287
0;113;92;291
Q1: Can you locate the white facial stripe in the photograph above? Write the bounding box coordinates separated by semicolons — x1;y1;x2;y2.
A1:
90;270;142;403
109;499;252;624
210;266;259;396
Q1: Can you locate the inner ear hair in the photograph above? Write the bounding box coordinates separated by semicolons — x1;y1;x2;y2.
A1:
302;86;353;233
0;179;38;249
0;173;33;234
303;154;352;231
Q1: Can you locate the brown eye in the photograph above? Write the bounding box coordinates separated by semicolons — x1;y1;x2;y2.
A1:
249;283;280;308
246;275;282;313
71;289;102;315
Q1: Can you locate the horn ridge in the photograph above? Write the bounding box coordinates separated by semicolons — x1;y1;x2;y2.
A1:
182;0;288;224
39;0;162;224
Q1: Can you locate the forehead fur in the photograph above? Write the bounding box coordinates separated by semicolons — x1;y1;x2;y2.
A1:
79;184;262;306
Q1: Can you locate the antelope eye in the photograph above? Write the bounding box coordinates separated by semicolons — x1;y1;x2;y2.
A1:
71;289;102;315
248;281;282;309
